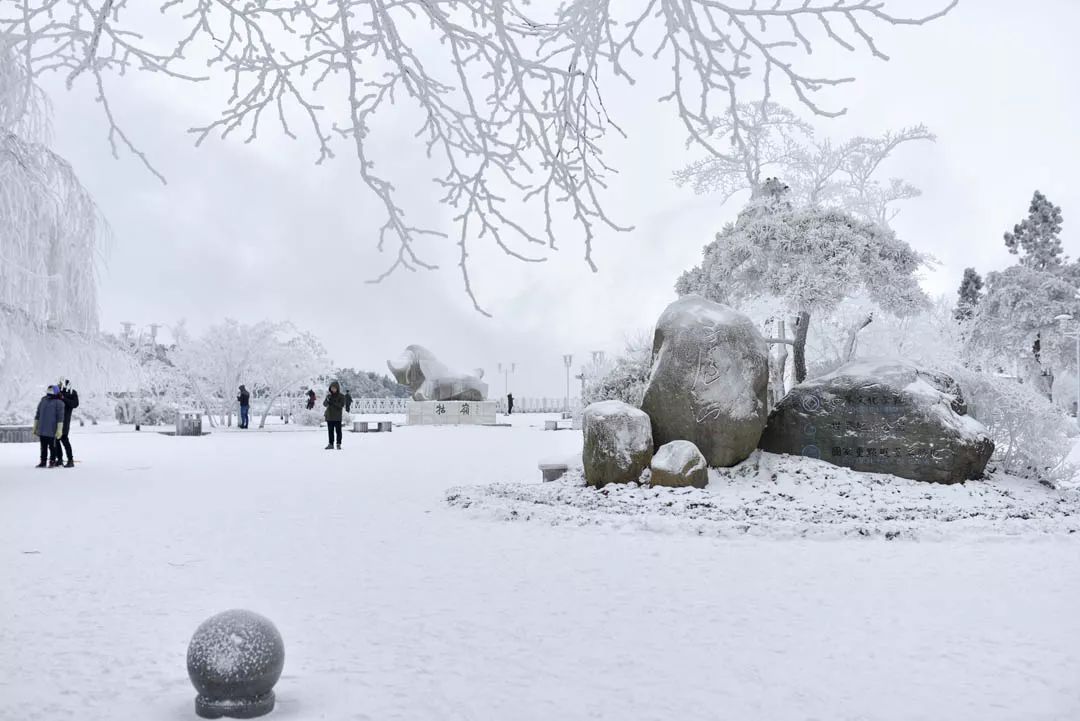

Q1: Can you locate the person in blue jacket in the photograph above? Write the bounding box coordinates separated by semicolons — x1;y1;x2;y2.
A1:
33;385;66;468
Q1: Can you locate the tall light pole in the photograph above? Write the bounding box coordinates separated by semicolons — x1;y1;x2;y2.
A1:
1054;313;1080;423
562;354;573;412
497;362;516;398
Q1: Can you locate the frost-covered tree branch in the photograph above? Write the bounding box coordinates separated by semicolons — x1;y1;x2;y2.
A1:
3;0;956;310
674;101;935;226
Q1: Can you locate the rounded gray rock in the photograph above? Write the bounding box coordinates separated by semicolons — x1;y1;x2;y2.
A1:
583;400;653;487
650;440;709;488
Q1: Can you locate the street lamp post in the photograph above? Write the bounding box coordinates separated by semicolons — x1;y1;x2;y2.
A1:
497;362;516;399
562;354;573;412
1054;314;1080;422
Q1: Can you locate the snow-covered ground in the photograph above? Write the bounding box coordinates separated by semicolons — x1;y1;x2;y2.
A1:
2;416;1079;720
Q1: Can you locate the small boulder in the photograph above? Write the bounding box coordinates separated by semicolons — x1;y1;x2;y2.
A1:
583;401;653;487
650;440;709;489
641;295;769;467
759;358;995;483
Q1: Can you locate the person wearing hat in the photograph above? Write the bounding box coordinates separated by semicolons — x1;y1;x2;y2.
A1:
323;381;345;450
33;385;66;468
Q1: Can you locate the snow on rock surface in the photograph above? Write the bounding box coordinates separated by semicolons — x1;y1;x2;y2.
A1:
760;357;994;483
582;400;653;487
641;295;769;467
650;440;708;489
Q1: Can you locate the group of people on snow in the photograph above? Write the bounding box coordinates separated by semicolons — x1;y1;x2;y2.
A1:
235;382;353;449
30;378;364;464
33;380;79;468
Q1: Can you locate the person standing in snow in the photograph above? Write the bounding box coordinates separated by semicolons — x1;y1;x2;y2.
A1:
344;390;353;414
306;389;316;410
323;381;345;450
33;385;65;468
237;385;250;429
506;393;514;415
56;379;79;467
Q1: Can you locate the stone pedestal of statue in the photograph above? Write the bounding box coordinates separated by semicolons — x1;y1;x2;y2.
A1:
407;400;497;425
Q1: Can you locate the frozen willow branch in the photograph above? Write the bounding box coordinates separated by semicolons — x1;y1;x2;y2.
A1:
674;101;935;227
2;0;956;310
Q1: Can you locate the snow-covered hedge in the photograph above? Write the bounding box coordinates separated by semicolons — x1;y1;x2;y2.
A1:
955;369;1076;483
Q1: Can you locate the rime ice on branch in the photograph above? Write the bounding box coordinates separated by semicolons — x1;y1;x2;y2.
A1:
3;0;956;310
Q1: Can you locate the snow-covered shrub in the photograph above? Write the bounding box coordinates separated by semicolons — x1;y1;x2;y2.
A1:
295;409;324;426
954;369;1076;483
583;334;652;408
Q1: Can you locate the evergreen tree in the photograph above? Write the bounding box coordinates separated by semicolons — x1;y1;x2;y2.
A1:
1004;191;1065;271
954;267;984;321
676;182;928;383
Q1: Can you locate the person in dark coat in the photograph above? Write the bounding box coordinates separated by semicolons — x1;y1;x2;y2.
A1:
344;390;353;414
323;381;346;449
306;389;316;410
237;385;251;429
506;393;514;415
57;379;79;467
33;385;65;468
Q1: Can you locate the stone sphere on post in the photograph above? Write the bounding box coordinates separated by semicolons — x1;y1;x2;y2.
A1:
187;609;285;719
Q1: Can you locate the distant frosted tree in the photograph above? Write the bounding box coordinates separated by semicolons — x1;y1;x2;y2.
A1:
969;263;1080;376
582;332;652;408
1005;191;1066;271
674;101;934;227
676;182;928;383
971;192;1072;382
954;267;984;322
3;0;956;311
169;320;328;427
253;331;330;428
334;368;410;399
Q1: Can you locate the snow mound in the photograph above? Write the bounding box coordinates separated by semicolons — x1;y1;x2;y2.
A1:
447;452;1080;540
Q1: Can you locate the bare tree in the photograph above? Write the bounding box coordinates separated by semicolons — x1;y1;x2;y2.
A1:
2;0;955;311
674;101;935;227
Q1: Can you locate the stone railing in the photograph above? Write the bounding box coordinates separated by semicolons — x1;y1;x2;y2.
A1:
351;398;410;414
497;398;584;414
0;425;35;443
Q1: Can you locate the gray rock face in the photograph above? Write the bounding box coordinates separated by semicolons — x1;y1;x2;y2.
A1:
641;295;769;468
759;358;995;483
387;345;488;401
650;440;709;489
583;401;653;487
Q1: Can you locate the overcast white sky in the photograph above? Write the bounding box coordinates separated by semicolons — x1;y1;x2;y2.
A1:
43;0;1080;397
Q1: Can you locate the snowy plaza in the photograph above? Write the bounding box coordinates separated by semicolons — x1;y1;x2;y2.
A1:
3;416;1080;720
4;1;1080;719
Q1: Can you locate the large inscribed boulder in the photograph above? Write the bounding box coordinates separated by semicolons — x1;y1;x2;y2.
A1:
641;295;769;467
583;401;653;487
759;358;994;483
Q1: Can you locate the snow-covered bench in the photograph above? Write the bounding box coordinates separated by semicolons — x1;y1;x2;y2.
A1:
544;419;574;431
353;420;393;433
538;463;569;482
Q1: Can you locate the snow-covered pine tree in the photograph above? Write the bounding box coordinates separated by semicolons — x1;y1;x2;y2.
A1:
676;181;929;383
954;267;984;321
1004;191;1066;271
